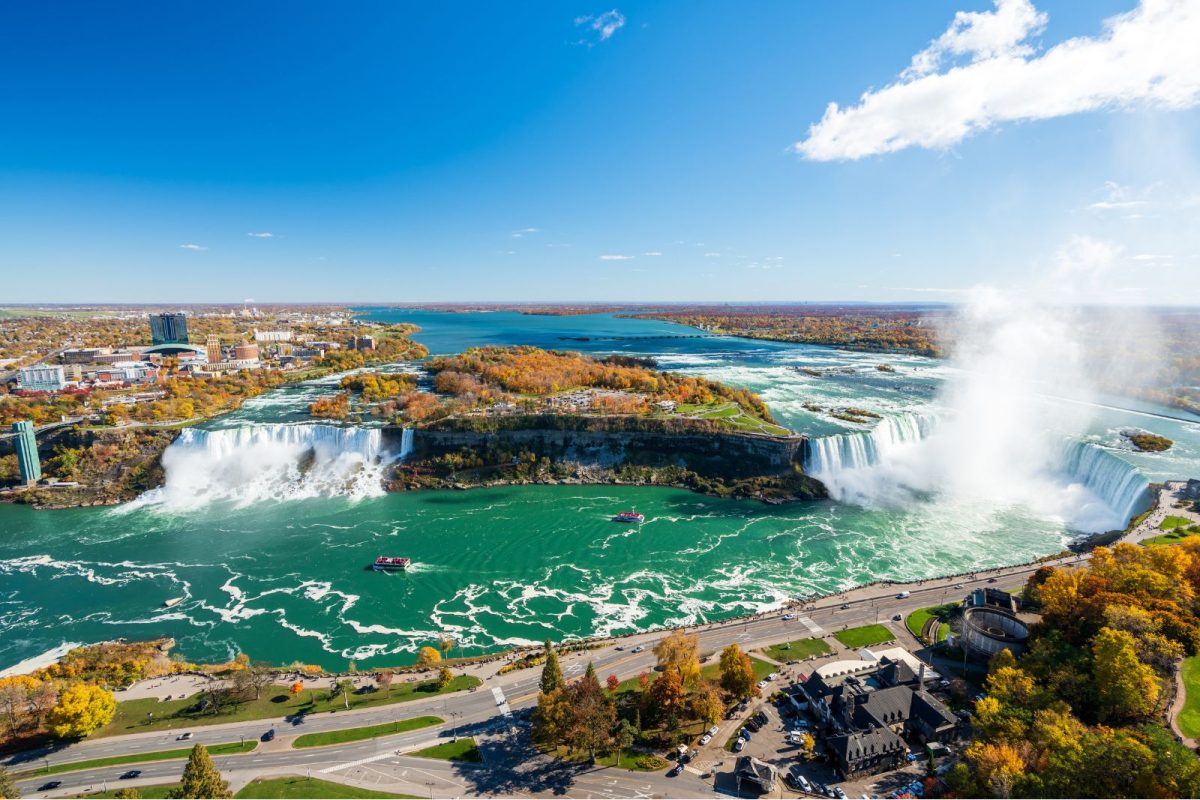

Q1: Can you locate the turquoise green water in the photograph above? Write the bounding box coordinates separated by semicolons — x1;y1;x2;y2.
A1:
1;309;1197;672
0;486;1066;671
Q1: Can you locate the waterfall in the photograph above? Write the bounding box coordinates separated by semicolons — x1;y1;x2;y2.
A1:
132;423;394;510
803;413;1150;533
1056;440;1151;530
399;428;414;460
804;413;937;475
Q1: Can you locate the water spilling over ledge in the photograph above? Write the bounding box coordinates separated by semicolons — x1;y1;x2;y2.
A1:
803;412;1151;533
130;423;405;510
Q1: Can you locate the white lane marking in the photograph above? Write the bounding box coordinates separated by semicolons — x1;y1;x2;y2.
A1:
318;751;400;773
491;687;506;705
799;615;823;635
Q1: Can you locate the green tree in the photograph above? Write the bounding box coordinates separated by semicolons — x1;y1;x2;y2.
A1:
1092;627;1158;722
540;641;564;694
0;765;17;800
532;687;571;748
113;789;142;799
614;719;637;767
46;683;116;739
170;744;231;799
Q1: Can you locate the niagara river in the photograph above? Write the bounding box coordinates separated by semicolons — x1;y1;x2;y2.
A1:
2;309;1198;673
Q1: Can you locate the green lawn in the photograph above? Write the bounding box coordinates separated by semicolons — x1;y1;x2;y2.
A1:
98;675;480;737
834;624;895;649
19;741;255;778
1179;656;1200;740
762;638;832;662
905;607;953;644
699;654;774;683
594;749;669;771
1160;515;1196;530
1144;527;1200;546
408;737;482;763
235;776;418;799
78;784;180;798
293;716;443;748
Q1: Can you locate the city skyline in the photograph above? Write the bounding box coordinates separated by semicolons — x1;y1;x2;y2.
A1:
2;0;1198;305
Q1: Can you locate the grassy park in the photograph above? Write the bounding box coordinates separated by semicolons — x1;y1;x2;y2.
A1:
905;605;955;644
1179;656;1200;740
236;776;418;798
761;638;832;662
408;737;482;762
293;716;443;748
834;624;895;648
98;675;479;737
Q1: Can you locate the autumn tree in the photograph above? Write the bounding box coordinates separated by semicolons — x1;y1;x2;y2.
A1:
171;744;231;799
718;644;757;699
565;663;616;763
1092;627;1159;722
376;672;393;696
648;667;686;725
46;683;116;739
653;631;701;689
437;667;453;690
606;674;620;693
416;646;442;667
689;682;724;726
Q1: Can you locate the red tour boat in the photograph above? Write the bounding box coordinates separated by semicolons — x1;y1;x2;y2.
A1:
613;511;645;524
372;556;411;572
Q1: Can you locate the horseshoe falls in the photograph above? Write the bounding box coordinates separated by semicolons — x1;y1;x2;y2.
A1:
804;413;1153;533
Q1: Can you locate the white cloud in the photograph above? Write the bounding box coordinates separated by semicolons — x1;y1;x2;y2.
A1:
511;227;540;238
703;252;721;258
642;251;663;256
576;9;625;42
247;232;273;238
599;254;634;260
179;243;207;252
796;0;1200;161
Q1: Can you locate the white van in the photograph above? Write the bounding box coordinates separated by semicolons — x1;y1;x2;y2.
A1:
896;590;910;599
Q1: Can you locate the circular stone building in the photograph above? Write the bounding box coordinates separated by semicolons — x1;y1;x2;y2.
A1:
961;606;1030;659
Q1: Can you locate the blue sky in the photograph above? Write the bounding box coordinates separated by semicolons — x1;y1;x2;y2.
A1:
1;1;1197;304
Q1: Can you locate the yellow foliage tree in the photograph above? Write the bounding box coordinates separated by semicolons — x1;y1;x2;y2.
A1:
416;646;442;667
966;741;1026;798
1092;627;1159;722
653;630;701;689
46;683;116;739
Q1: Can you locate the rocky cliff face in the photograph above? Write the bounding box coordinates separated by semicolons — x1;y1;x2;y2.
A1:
384;416;827;502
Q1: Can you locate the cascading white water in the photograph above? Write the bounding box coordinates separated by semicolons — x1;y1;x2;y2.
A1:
132;423;395;510
804;414;938;474
804;411;1152;533
398;428;414;460
1056;440;1151;531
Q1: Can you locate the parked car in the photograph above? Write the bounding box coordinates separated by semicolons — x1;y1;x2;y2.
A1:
699;733;712;746
667;763;683;777
767;672;779;681
708;724;720;736
733;738;746;752
38;782;62;791
261;728;276;742
892;613;903;621
119;770;142;780
833;787;847;799
177;731;193;740
740;728;752;741
755;711;769;724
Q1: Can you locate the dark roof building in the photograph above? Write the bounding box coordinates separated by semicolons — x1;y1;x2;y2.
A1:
734;756;777;793
827;727;907;779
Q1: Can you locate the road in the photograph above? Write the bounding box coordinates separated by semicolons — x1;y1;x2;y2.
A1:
7;552;1080;798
